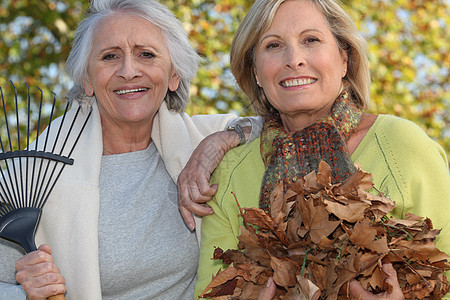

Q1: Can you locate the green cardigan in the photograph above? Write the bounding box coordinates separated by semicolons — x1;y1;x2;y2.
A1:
194;114;450;299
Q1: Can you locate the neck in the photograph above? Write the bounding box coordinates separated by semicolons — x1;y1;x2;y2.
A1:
280;108;331;132
101;119;153;156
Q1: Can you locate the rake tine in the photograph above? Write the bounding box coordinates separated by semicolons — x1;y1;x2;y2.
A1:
1;84;20;210
51;94;71;156
29;87;44;210
37;99;74;209
0;88;15;209
25;83;32;208
32;93;68;208
12;82;25;208
31;90;57;208
40;105;92;209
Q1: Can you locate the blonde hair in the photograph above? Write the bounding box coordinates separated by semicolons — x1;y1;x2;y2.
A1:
230;0;370;116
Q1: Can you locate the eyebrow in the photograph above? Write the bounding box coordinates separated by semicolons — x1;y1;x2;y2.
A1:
95;44;155;57
259;28;323;45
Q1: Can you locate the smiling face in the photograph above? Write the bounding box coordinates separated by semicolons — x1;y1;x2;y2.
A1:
254;0;348;131
83;13;180;129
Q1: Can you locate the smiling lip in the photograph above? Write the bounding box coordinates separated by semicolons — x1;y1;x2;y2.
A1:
114;87;149;95
280;77;317;88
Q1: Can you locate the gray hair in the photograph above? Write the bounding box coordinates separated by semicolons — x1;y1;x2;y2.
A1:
230;0;370;116
65;0;201;112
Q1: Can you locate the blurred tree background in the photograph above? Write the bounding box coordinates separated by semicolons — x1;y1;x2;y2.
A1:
0;0;449;157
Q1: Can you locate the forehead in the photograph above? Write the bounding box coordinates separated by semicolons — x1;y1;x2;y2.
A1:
93;12;164;44
268;0;329;32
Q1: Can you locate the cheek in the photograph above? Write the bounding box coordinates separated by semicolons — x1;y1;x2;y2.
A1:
256;58;277;84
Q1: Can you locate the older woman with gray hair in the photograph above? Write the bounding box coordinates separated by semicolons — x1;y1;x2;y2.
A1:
0;0;261;299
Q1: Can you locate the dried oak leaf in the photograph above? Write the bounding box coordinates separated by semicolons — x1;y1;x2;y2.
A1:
270;256;298;288
349;218;390;254
299;197;340;244
199;263;249;299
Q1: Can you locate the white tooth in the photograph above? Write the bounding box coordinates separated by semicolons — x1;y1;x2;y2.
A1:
116;88;147;95
283;78;316;87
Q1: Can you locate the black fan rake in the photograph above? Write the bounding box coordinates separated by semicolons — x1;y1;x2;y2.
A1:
0;82;91;299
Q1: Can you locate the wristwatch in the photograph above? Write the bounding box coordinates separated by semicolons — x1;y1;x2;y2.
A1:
226;124;246;146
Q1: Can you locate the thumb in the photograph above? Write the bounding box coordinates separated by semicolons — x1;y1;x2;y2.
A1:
258;277;276;300
38;244;53;255
349;279;373;299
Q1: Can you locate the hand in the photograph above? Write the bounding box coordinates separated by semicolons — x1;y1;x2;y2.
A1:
15;244;66;300
349;263;404;300
178;127;250;230
258;277;277;300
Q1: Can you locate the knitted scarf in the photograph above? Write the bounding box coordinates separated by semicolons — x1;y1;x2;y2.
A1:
259;87;362;212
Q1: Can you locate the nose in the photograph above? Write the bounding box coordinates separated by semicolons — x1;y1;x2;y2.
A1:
285;45;305;70
116;56;142;80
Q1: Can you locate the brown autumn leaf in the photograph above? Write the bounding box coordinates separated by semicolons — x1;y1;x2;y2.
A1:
350;219;390;254
270;256;298;288
299;197;341;244
324;198;369;223
200;161;450;299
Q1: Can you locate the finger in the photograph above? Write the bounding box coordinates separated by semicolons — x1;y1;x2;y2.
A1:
186;202;214;217
188;187;214;204
178;184;197;231
24;282;66;300
179;205;195;231
258;277;276;300
17;262;66;299
16;248;54;270
196;177;218;197
349;279;374;299
382;263;404;299
381;263;397;279
38;244;52;255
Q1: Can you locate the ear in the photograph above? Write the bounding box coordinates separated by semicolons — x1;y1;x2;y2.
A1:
254;68;261;87
340;49;348;78
168;70;181;92
82;79;94;96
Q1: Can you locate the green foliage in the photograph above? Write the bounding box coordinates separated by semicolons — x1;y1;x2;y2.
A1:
0;0;448;157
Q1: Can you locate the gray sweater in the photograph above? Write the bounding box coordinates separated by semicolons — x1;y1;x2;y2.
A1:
98;142;198;299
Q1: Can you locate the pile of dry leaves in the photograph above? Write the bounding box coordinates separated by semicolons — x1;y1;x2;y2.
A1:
199;161;450;299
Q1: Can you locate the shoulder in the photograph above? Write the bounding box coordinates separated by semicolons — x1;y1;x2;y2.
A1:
212;138;263;178
211;138;264;208
370;115;447;160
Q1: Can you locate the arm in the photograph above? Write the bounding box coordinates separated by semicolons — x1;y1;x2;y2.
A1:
178;116;263;229
354;116;450;254
354;116;450;295
193;141;264;298
193;184;243;299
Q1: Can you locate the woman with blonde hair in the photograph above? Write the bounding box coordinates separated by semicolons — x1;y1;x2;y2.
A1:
0;0;263;298
192;0;450;298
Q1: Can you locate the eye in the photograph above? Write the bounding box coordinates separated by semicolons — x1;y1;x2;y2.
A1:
102;53;117;60
265;41;281;49
140;51;155;58
305;36;320;43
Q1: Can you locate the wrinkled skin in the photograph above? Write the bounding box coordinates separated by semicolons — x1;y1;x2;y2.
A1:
15;244;66;300
178;127;251;230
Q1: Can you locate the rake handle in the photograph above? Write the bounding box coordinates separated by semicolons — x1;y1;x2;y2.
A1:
48;294;65;300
